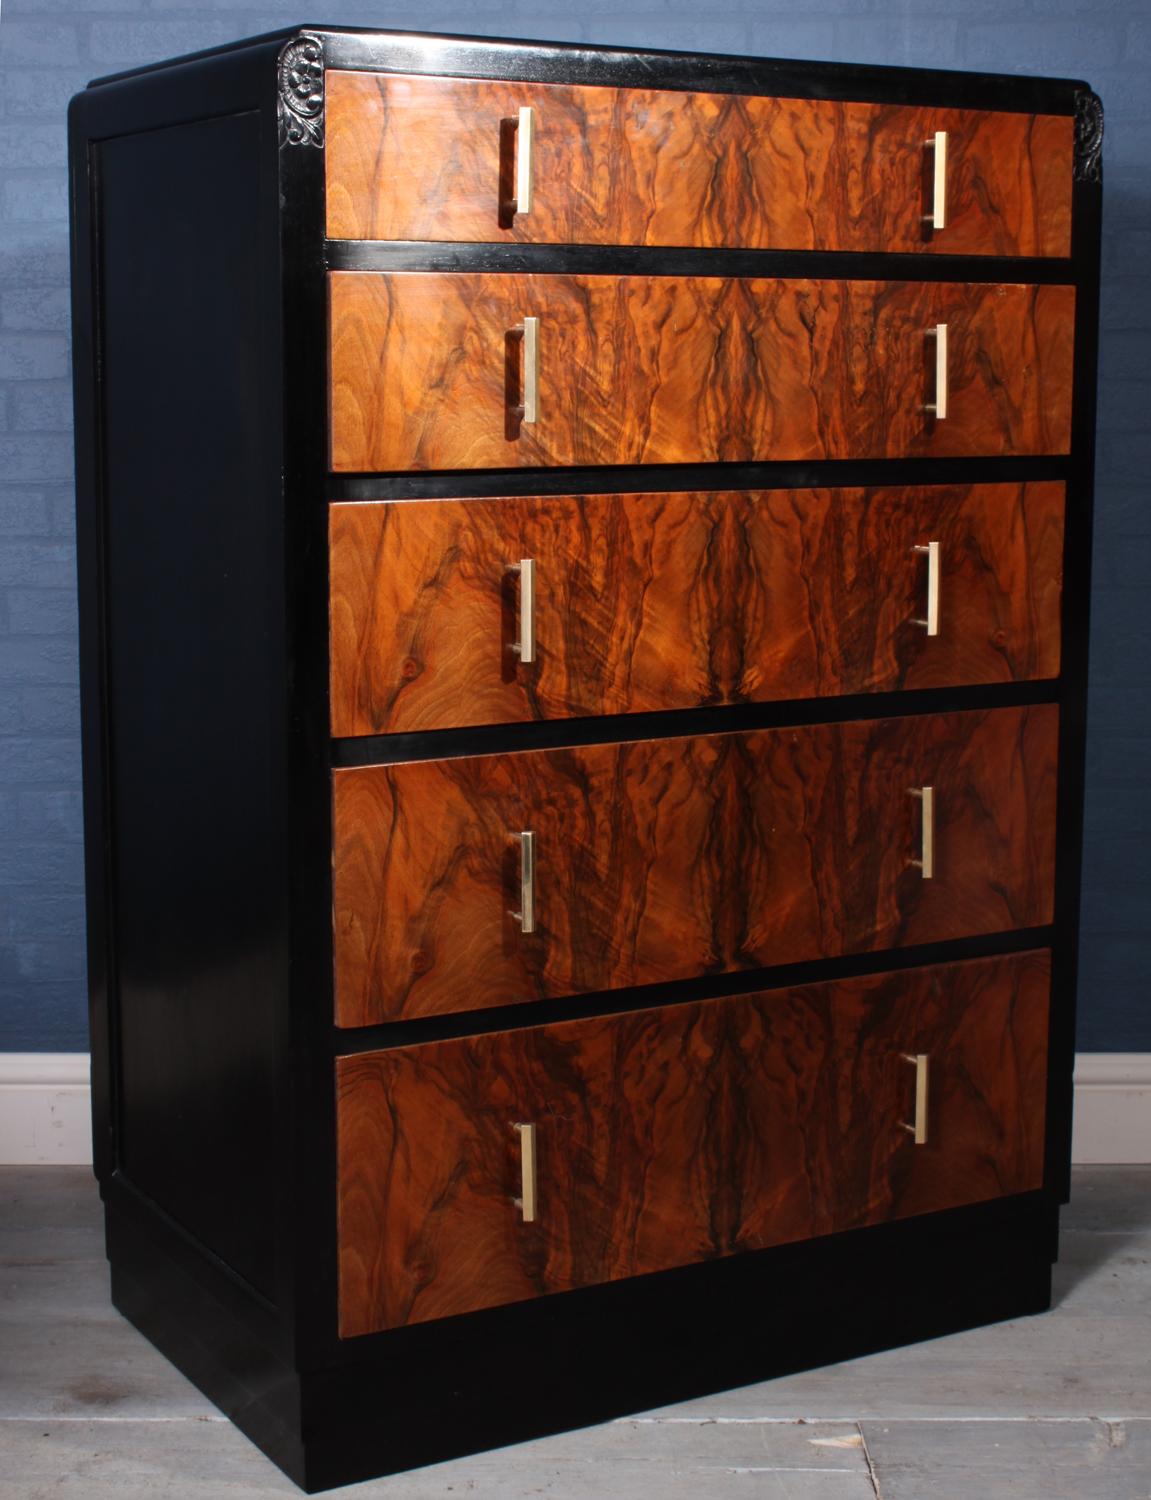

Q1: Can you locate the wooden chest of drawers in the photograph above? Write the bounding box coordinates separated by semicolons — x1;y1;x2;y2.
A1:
69;26;1102;1493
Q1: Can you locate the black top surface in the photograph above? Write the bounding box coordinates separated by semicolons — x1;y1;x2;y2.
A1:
85;22;1090;99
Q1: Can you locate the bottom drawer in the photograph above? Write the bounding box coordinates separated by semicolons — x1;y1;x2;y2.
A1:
337;949;1049;1337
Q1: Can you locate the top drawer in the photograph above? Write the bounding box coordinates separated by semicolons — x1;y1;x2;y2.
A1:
326;72;1073;258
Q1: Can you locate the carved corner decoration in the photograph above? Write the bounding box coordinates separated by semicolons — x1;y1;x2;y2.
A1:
1073;90;1103;184
278;33;324;148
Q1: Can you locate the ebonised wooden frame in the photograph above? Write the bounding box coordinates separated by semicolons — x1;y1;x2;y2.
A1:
69;25;1102;1493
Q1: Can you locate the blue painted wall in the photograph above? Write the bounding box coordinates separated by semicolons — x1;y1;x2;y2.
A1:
0;0;1147;1052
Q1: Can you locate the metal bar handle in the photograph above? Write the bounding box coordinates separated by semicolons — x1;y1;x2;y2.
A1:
909;785;935;879
925;130;948;230
511;558;535;664
912;541;941;636
514;829;536;934
900;1054;930;1145
926;323;948;420
515;106;534;216
513;1122;537;1221
521;315;539;425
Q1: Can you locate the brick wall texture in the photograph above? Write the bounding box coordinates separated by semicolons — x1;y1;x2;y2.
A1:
0;0;1146;1050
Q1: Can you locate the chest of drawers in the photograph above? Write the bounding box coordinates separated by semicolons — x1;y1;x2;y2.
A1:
69;26;1102;1493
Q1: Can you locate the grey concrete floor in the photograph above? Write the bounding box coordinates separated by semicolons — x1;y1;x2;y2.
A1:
0;1167;1149;1498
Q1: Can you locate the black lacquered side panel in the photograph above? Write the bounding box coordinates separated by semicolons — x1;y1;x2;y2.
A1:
97;112;285;1299
1044;101;1104;1203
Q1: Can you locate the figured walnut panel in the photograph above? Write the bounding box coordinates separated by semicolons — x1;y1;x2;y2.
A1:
330;481;1064;735
326;71;1072;257
329;273;1074;472
332;705;1057;1025
337;948;1050;1334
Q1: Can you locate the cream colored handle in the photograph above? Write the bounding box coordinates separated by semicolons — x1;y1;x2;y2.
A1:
909;785;935;879
925;130;948;230
900;1054;930;1145
900;1056;924;1146
515;106;534;215
912;541;941;636
521;316;539;425
513;1122;537;1221
514;830;536;934
511;558;535;664
925;323;948;419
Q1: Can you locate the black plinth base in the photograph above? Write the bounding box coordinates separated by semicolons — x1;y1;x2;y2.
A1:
106;1189;1057;1493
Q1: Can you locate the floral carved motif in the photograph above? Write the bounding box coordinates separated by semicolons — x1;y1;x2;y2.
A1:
278;34;324;148
1073;90;1103;184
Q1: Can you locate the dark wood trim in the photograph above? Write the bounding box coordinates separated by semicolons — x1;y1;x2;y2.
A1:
276;49;342;1364
329;454;1071;503
327;924;1062;1056
331;924;1056;1055
326;240;1078;283
331;679;1060;767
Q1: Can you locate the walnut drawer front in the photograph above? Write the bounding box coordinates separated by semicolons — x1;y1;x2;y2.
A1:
326;72;1072;258
330;481;1064;736
336;947;1050;1335
332;704;1057;1026
329;273;1074;472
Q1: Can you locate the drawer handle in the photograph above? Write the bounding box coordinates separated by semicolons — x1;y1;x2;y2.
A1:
924;130;948;231
912;541;941;636
909;785;935;879
513;829;536;934
912;786;936;876
513;315;539;427
510;558;536;664
900;1053;930;1145
925;323;948;420
514;106;534;216
512;1121;537;1222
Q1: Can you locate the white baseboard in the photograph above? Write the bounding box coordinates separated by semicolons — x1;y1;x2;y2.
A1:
1071;1053;1151;1164
0;1054;93;1165
0;1052;1147;1167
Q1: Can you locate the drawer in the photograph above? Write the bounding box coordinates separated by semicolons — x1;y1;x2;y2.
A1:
330;481;1064;735
332;704;1057;1025
329;273;1074;471
326;72;1073;258
337;948;1050;1334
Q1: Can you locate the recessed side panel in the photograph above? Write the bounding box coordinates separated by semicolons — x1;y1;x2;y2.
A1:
98;112;284;1299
